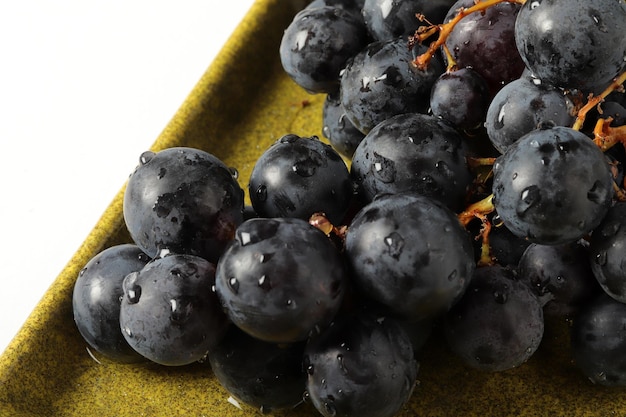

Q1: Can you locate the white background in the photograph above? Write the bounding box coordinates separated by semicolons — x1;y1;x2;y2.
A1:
0;0;257;355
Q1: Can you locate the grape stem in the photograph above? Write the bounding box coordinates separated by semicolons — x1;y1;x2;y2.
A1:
458;194;497;266
410;0;527;71
572;70;626;131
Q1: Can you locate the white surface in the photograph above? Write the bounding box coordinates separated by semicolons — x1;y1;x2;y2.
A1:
0;0;257;355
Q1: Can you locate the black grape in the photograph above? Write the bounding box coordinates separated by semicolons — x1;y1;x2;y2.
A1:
443;0;524;97
248;134;353;224
304;311;418;417
123;147;244;264
72;244;150;363
485;75;575;154
209;326;307;413
215;217;347;343
515;0;626;94
322;93;365;159
518;242;600;318
588;202;626;303
279;6;369;94
350;113;472;211
571;293;626;386
430;67;490;130
119;253;229;366
344;192;475;321
445;265;544;372
340;37;444;134
492;125;614;245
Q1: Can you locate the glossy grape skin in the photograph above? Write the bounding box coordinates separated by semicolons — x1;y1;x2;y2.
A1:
361;0;456;41
119;254;229;366
492;126;614;245
518;242;600;318
340;37;444;134
248;134;353;225
279;6;369;94
515;0;626;94
445;265;544;372
350;113;472;211
209;326;307;413
123;147;244;264
72;244;150;363
344;193;475;322
588;202;626;303
322;94;365;159
571;293;626;386
485;75;575;154
304;311;418;417
443;0;524;97
429;67;490;130
215;217;347;343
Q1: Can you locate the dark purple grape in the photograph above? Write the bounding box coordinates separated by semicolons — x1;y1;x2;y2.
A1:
488;220;532;267
279;6;369;94
72;244;150;363
340;37;444;134
306;0;366;16
215;217;347;343
571;293;626;386
492;125;614;245
344;193;475;321
430;67;490;130
361;0;456;41
123;147;244;263
248;134;353;224
119;253;228;366
209;326;307;413
445;265;544;372
350;113;472;211
485;75;575;154
518;242;601;317
322;94;365;159
588;202;626;303
304;311;418;417
515;0;626;94
443;0;524;97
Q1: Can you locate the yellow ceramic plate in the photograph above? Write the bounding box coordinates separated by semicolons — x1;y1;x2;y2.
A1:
0;1;622;416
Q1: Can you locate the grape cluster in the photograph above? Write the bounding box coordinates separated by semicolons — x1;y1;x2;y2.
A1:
72;0;626;415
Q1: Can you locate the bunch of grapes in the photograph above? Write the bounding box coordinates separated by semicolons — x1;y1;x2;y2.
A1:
72;0;626;416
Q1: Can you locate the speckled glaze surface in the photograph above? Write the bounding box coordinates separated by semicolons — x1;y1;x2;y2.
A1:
0;1;624;416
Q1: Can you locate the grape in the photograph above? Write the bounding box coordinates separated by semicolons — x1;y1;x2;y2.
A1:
443;0;524;97
304;311;418;417
488;221;532;267
361;0;456;41
119;253;228;366
350;113;472;211
518;242;600;317
340;37;444;134
306;0;366;16
209;326;306;413
429;67;490;130
72;244;150;363
492;125;614;245
248;134;353;224
279;6;369;94
515;0;626;94
123;147;244;263
588;202;626;303
344;192;475;321
444;265;544;372
322;93;365;159
485;75;575;154
571;293;626;386
215;217;347;343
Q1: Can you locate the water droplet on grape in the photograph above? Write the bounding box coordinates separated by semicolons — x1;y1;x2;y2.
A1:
255;185;268;202
126;283;142;304
228;277;240;294
517;185;541;216
436;160;454;178
293;159;317;177
170;297;193;323
123;326;133;337
448;270;458;281
157;167;167;179
530;1;540;10
372;153;396;183
337;354;348;374
279;134;299;144
228;167;239;180
258;275;271;291
587;180;609;205
496;105;506;128
139;151;155;165
384;232;405;258
493;290;507;304
324;402;337;417
239;232;252;246
307;364;315;375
